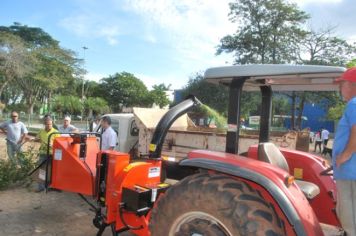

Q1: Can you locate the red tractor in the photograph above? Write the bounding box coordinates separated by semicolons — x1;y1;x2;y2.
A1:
39;64;345;235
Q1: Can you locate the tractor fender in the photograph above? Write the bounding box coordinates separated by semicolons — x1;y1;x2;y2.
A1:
180;157;307;236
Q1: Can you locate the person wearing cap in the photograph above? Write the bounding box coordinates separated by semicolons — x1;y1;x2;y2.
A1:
0;111;29;161
333;67;356;235
100;116;117;151
58;116;78;134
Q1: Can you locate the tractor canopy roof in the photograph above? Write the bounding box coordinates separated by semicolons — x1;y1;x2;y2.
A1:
204;64;346;91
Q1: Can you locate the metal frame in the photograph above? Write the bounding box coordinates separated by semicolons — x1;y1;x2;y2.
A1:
149;95;201;159
259;85;272;143
226;78;246;154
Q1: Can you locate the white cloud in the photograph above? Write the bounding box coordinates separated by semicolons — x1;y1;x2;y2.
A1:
290;0;342;5
122;0;236;68
135;73;183;90
58;12;122;46
99;26;120;45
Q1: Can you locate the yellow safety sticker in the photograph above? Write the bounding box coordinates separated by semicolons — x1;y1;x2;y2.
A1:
149;143;156;152
158;183;169;188
123;162;146;172
293;168;303;179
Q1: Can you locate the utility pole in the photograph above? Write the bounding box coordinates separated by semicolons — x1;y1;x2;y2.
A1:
81;46;88;121
82;46;88;100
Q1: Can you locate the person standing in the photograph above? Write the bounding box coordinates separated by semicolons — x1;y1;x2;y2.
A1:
321;127;330;146
58;116;78;133
91;117;100;132
0;111;29;161
314;130;322;153
34;117;60;192
321;128;330;155
333;67;356;235
100;116;117;151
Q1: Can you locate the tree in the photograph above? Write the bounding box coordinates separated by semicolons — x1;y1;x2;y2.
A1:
346;58;356;68
298;27;356;66
84;97;110;118
181;73;262;119
290;28;356;128
149;83;171;108
52;95;82;116
181;73;229;115
99;72;150;112
0;32;31;104
0;23;80;117
217;0;309;64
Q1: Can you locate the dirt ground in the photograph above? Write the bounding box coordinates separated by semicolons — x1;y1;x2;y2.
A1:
0;188;118;236
0;134;132;236
0;133;333;236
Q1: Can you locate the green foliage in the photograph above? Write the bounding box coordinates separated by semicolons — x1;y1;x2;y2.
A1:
299;28;356;66
240;92;261;118
148;83;171;108
100;72;151;112
200;104;227;129
181;73;229;115
0;31;32;102
0;149;37;190
182;73;262;118
217;0;309;64
0;23;80;116
346;59;356;68
272;94;290;116
85;97;110;115
216;1;355;128
52;95;82;115
327;103;346;121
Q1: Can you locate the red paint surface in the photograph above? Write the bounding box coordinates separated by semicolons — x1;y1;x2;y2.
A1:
188;149;325;236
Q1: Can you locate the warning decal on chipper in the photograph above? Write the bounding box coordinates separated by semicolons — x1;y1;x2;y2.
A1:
148;167;160;178
149;143;156;152
54;149;62;161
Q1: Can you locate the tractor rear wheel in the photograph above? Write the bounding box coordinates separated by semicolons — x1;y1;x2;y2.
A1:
149;173;285;236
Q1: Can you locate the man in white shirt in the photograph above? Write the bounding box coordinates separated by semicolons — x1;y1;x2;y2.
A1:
321;128;330;154
100;116;117;150
321;128;330;145
0;111;29;160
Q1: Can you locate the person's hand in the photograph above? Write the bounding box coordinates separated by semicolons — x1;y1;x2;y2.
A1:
336;152;352;167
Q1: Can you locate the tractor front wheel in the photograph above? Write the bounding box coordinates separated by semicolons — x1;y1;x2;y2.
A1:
149;173;285;236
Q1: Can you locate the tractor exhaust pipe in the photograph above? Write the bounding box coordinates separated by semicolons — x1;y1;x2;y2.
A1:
149;95;201;159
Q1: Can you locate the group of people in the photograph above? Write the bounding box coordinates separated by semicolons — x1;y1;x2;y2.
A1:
0;114;117;161
0;113;117;192
312;128;330;154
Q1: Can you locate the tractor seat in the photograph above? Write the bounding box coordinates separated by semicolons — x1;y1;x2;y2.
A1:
258;142;320;200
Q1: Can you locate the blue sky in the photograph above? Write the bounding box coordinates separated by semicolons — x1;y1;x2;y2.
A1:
1;0;355;90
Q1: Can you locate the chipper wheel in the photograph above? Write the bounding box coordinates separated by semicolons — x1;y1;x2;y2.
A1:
149;173;285;236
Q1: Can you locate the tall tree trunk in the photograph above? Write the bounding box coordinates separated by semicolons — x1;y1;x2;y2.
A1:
290;92;296;130
88;109;93;119
48;91;52;113
27;103;35;126
0;81;9;102
296;96;306;130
